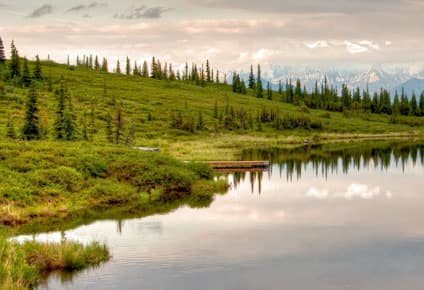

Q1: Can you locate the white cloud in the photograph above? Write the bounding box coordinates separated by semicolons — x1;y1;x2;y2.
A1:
344;41;368;54
345;184;381;199
306;40;329;49
306;187;329;199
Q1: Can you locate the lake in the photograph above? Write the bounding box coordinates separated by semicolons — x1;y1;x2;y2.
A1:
16;142;424;290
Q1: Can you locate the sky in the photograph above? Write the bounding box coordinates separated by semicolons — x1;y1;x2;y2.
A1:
0;0;423;72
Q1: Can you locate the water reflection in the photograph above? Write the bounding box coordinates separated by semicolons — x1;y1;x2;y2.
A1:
14;141;424;290
226;142;424;194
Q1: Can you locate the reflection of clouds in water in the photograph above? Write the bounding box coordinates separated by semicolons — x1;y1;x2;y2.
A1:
305;184;393;200
306;187;329;200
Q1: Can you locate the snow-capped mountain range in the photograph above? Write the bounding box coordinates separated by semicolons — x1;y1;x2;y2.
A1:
239;64;424;97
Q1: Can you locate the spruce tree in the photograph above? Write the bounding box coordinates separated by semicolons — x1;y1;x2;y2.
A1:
206;60;211;82
22;82;40;140
101;58;108;72
10;41;21;78
116;60;121;74
267;82;273;100
133;61;139;76
0;36;5;65
33;55;43;80
54;77;67;139
21;58;32;87
410;93;418;116
142;61;149;77
115;106;124;144
94;56;100;70
256;64;263;98
126;57;131;75
248;64;256;89
419;93;424;116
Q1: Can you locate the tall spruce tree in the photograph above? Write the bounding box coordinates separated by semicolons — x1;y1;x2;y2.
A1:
33;55;43;80
115;106;124;144
419;93;424;116
54;77;68;139
116;60;121;74
101;58;108;72
10;41;21;78
410;93;418;116
21;58;32;87
0;36;5;64
256;64;263;98
142;61;149;77
22;82;40;140
206;60;211;82
126;57;131;75
248;64;255;89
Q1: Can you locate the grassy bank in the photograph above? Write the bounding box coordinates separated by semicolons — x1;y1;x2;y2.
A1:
0;237;109;290
0;140;227;228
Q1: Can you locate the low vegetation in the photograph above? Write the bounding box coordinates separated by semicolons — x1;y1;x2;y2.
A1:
0;236;109;290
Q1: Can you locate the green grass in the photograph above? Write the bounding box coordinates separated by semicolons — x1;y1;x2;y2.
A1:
0;140;227;228
0;236;109;290
1;61;423;143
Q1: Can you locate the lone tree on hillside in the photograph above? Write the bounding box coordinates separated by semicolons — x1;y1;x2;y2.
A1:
22;82;40;140
21;58;32;87
256;64;263;98
33;55;43;80
9;41;21;78
0;36;5;64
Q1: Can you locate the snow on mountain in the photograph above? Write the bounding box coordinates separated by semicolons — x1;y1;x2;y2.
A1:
239;64;424;96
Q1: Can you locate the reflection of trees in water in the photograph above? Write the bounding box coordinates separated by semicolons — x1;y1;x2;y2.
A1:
224;142;423;194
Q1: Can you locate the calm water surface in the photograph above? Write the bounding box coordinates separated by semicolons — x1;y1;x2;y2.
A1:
17;143;424;290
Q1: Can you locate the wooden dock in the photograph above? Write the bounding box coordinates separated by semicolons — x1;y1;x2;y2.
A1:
207;161;269;170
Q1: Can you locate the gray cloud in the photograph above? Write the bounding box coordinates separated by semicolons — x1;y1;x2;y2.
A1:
189;0;402;14
28;4;53;18
115;6;170;19
66;2;107;13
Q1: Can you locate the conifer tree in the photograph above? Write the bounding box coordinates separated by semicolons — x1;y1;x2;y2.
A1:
248;65;255;90
197;112;204;130
400;88;410;116
22;82;40;140
0;36;5;64
21;58;32;87
267;82;273;100
256;64;263;98
151;57;157;78
101;58;108;72
142;61;149;77
33;55;43;80
215;70;219;84
206;60;211;82
115;106;124;144
125;124;135;145
133;61;139;76
419;93;424;116
116;60;121;74
9;41;21;78
94;56;100;70
410;92;418;116
54;77;68;139
126;57;131;75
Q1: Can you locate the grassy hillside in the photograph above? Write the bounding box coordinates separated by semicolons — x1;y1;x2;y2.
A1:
1;61;423;146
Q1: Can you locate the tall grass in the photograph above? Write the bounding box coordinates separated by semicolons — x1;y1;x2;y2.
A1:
0;236;109;290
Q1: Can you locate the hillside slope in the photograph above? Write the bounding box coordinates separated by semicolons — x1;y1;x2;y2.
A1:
0;61;423;149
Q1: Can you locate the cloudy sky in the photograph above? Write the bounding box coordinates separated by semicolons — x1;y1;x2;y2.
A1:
0;0;423;71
